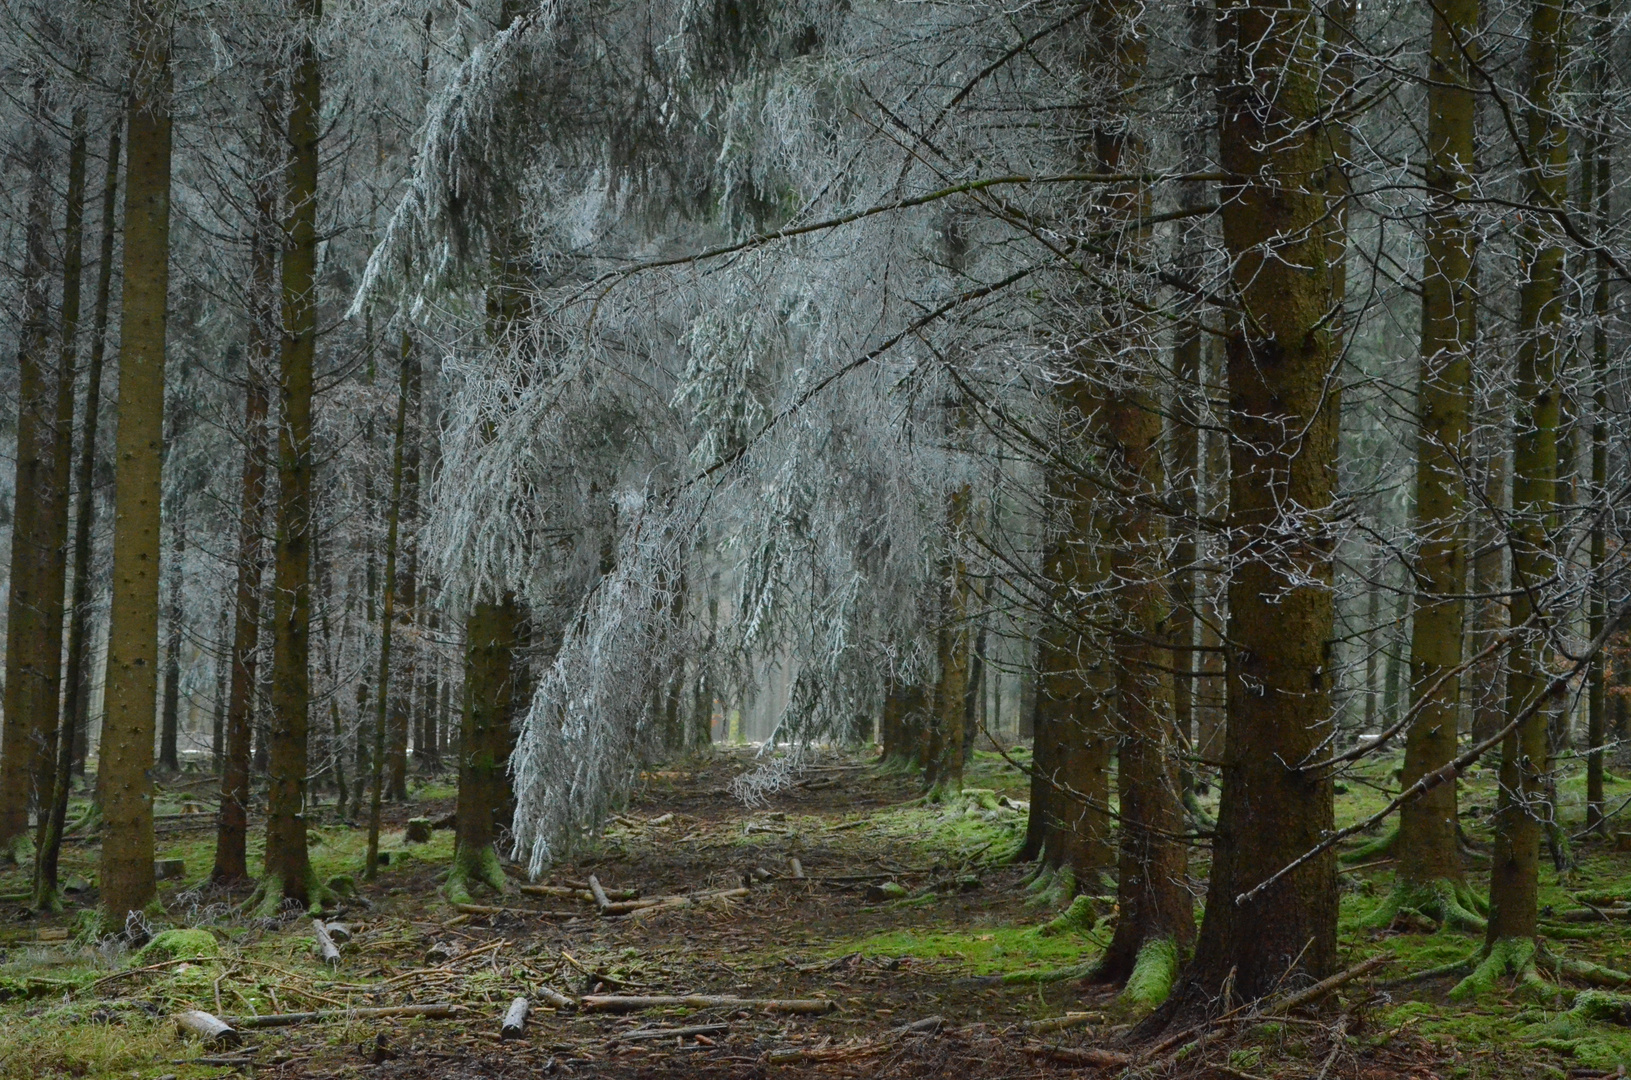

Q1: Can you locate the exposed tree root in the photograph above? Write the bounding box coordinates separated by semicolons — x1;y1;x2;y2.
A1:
1537;945;1631;988
1450;938;1549;1002
242;870;334;918
1032;894;1098;938
1363;878;1487;932
1119;936;1180;1009
1182;789;1215;831
445;843;509;906
1378;954;1477;989
1339;827;1396;864
1025;865;1077;908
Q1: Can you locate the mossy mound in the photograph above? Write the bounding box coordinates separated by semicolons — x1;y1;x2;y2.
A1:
136;928;218;963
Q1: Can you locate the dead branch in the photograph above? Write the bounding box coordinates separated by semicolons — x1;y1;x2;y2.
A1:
232;1003;462;1028
581;994;836;1014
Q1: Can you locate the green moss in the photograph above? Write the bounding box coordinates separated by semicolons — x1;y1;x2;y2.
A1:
1451;938;1546;1002
1032;894;1097;938
823;924;1097;976
137;927;218;963
1363;878;1487;932
1120;936;1179;1009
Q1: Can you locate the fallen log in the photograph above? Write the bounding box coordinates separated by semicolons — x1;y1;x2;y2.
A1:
788;858;805;880
611;1022;729;1042
1022;1044;1133;1068
232;1003;461;1028
1264;954;1392;1016
519;884;639;902
588;875;613;912
175;1010;239;1049
311;919;341;967
501;997;529;1039
581;995;835;1015
1024;1012;1096;1035
537;985;578;1010
453;902;579;920
605;887;753;916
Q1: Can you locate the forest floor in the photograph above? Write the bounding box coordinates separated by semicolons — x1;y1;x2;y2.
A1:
3;746;1631;1079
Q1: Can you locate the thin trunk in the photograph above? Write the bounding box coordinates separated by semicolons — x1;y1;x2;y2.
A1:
367;332;413;880
262;0;322;908
1584;0;1612;836
211;70;278;885
1163;0;1344;1014
1;80;58;865
101;0;175;919
386;347;421;802
33;102;91;909
1486;0;1568;950
1395;0;1479;901
159;521;184;772
210;609;228;774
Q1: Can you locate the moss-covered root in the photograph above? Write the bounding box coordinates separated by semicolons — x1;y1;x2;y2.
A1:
1450;938;1550;1002
1537;946;1631;989
444;844;509;906
1564;990;1631;1023
243;871;335;918
1033;894;1098;938
1026;865;1079;909
0;832;35;866
1182;789;1215;831
1119;936;1180;1010
1340;827;1397;864
990;959;1102;986
1363;878;1487;932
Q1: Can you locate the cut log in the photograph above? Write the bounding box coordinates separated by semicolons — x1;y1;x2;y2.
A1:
175;1010;239;1048
155;858;186;880
311;919;341;967
405;818;433;843
604;887;752;916
232;1003;460;1028
1024;1012;1095;1035
581;995;835;1015
537;985;577;1010
588;875;612;912
789;858;805;880
1022;1044;1132;1068
611;1022;729;1042
501;997;529;1039
324;922;353;943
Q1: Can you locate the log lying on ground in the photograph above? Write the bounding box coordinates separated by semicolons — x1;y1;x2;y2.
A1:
453;902;579;919
519;884;640;902
501;997;529;1039
537;985;577;1010
175;1010;239;1048
1023;1012;1096;1034
1022;1044;1133;1068
581;995;835;1015
311;919;341;967
588;875;613;912
1264;954;1392;1016
608;887;752;916
611;1022;729;1042
233;1003;461;1028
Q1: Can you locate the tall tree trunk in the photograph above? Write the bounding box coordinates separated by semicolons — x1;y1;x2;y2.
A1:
367;332;413;880
33;101;91;910
1470;397;1509;744
1472;0;1568;989
1159;0;1344;1017
211;70;278;886
159;520;184;772
101;0;176;920
386;346;421;802
1584;0;1612;837
1388;0;1482;930
0;80;59;866
447;596;521;902
210;609;228;774
69;119;121;784
259;0;323;911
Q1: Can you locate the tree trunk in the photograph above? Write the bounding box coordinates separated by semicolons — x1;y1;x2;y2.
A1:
447;596;522;902
260;0;322;911
101;0;175;919
33;101;91;910
1584;0;1611;837
1485;0;1568;953
367;332;413;880
386;348;421;802
211;69;278;886
1;80;59;866
69;119;121;784
1391;0;1480;925
159;520;185;772
1161;0;1344;1015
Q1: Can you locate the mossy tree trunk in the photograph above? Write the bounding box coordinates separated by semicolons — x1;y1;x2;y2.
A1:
448;596;522;902
1390;0;1481;929
101;0;176;919
1160;0;1344;1016
1485;0;1568;954
261;0;323;911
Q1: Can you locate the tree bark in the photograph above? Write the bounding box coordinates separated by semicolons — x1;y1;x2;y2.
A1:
260;0;323;910
101;0;176;919
386;350;421;802
1161;0;1344;1015
448;596;521;902
212;70;278;886
1584;0;1612;837
33;101;91;909
159;520;185;772
1393;0;1479;915
1486;0;1568;951
1;79;59;866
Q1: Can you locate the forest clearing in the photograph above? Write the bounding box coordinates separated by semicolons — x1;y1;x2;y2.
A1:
4;745;1631;1079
